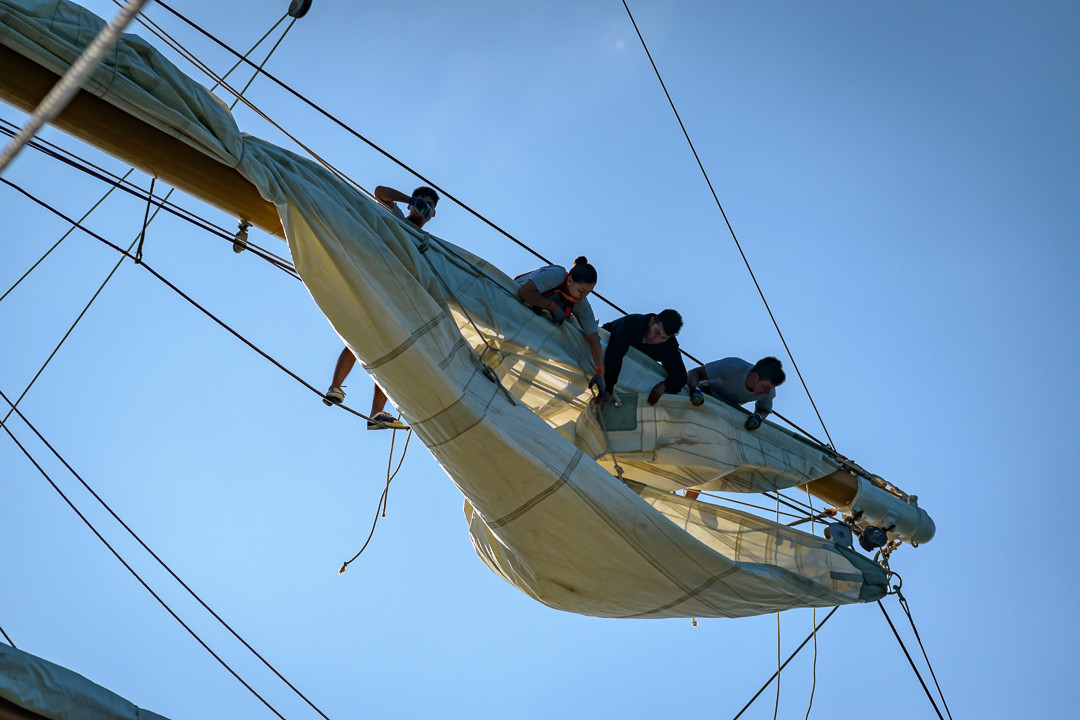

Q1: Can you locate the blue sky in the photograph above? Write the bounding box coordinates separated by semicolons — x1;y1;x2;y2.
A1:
2;0;1078;717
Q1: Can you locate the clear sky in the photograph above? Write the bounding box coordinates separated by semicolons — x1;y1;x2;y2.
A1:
2;1;1078;718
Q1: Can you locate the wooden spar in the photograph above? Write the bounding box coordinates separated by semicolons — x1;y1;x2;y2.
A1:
800;469;861;508
0;43;282;236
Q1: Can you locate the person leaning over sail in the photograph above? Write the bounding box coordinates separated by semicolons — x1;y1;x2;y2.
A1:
516;257;605;393
322;185;440;430
593;310;686;410
686;356;786;431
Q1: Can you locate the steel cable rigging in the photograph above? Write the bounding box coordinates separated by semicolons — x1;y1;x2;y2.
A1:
0;9;341;716
101;0;838;463
0;394;294;720
615;7;953;719
620;0;835;451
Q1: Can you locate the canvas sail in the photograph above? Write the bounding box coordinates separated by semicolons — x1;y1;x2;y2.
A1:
0;0;889;617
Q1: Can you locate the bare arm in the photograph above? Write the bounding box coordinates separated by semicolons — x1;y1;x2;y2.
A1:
517;280;559;312
687;365;707;391
374;185;411;210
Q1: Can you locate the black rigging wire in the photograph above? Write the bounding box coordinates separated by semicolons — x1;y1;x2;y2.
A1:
0;194;145;431
103;0;845;463
732;606;839;719
142;0;640;312
878;600;947;720
894;589;954;719
623;0;957;693
226;14;297;106
2;124;835;524
124;4;365;197
0;386;333;720
0;119;300;280
208;11;290;97
698;492;804;520
763;490;817;518
0;118;227;236
0;160;133;305
0;176;378;427
0;412;291;720
0;16;339;714
0;623;15;648
620;0;835;450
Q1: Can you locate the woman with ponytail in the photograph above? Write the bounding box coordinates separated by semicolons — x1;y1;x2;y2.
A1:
516;257;606;394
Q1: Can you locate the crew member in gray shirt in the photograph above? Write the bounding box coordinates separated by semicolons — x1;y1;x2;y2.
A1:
686;356;786;431
516;257;605;393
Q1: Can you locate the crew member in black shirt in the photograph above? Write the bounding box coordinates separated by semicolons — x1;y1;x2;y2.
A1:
594;309;686;410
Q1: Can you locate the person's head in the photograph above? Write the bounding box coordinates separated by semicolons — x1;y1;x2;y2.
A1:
565;256;597;301
644;309;683;344
746;356;786;394
407;186;440;227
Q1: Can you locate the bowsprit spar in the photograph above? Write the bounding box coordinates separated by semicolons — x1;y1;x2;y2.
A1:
0;0;934;619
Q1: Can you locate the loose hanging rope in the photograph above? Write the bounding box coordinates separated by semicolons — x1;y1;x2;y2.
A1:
773;498;782;720
803;606;819;720
339;429;414;573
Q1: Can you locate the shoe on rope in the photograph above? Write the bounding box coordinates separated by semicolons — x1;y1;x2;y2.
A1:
323;386;346;406
367;411;407;430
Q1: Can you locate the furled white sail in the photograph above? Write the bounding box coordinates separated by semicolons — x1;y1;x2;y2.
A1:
0;644;171;720
0;0;890;617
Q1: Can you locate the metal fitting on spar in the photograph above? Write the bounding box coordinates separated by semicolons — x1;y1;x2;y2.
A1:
844;475;935;545
801;470;936;546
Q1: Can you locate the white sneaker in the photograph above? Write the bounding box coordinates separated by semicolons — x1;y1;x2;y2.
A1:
323;386;345;406
367;411;407;430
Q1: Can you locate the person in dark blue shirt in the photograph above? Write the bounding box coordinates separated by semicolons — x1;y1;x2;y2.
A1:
594;309;686;410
